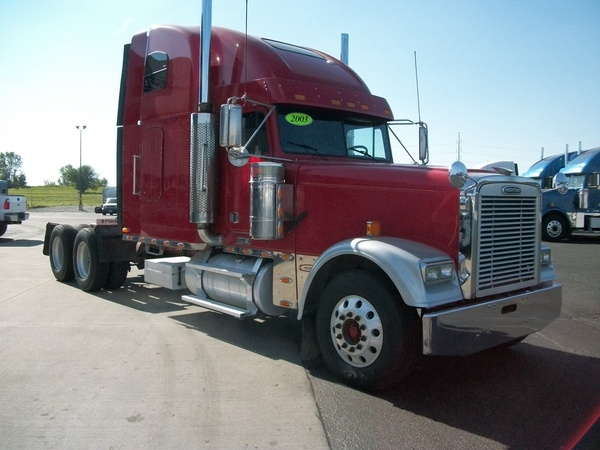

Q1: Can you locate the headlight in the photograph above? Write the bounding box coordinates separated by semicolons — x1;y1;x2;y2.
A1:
541;246;552;266
421;260;455;283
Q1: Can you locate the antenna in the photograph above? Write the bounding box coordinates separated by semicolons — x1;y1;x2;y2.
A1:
414;51;422;123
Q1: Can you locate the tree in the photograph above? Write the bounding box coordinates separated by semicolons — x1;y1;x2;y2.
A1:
0;152;27;188
58;165;77;186
58;164;103;193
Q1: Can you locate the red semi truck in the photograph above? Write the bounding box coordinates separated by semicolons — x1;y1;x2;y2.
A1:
43;15;562;390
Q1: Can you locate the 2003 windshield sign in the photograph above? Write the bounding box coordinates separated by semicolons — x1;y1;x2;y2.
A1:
285;112;313;126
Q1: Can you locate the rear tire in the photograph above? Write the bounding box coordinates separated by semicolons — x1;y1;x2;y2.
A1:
316;269;420;391
104;261;129;289
49;224;79;281
73;227;109;291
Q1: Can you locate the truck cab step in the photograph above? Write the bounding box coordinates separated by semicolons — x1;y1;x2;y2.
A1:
181;294;257;319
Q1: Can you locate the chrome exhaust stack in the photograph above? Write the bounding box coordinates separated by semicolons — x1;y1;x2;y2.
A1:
190;0;222;246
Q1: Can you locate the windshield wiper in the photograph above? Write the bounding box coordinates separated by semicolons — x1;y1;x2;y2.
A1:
287;141;322;155
287;141;329;160
347;145;380;162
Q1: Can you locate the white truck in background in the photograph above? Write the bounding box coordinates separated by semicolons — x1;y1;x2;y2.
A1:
0;180;29;237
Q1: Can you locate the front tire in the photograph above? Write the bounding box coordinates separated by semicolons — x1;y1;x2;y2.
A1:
542;214;567;241
0;223;7;237
316;269;420;391
73;227;109;291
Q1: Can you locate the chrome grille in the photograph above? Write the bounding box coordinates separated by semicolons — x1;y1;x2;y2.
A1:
475;189;539;296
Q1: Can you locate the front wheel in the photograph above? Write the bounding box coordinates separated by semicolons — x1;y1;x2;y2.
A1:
73;227;109;291
0;223;8;237
316;269;420;391
542;214;567;241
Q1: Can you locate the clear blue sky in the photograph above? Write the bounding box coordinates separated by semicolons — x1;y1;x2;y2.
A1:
1;0;598;185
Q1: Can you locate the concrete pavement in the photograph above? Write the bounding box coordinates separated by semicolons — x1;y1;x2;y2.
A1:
0;210;330;449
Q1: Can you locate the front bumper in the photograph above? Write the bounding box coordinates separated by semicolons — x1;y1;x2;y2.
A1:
422;283;562;355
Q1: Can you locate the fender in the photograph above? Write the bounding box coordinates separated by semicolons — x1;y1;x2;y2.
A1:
297;237;464;319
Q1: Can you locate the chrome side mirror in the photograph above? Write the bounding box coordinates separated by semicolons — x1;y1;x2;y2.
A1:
553;172;568;195
448;161;468;189
418;124;428;164
219;103;243;148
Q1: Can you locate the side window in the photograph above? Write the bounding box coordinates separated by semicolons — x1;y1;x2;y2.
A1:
144;52;168;93
589;173;600;188
347;127;386;159
243;112;270;155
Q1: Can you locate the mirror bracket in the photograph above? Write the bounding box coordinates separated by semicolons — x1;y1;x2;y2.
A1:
219;96;276;167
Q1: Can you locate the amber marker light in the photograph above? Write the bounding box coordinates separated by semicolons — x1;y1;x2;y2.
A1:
366;221;381;237
122;227;129;233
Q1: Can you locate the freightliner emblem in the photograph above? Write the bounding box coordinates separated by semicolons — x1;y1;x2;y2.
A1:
502;186;521;195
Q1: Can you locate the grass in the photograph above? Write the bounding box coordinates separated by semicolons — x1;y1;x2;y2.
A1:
9;186;104;209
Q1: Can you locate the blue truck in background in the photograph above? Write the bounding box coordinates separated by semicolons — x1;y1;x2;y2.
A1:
540;148;600;241
522;152;578;189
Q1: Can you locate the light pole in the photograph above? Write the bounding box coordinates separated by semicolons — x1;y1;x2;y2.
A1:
76;125;86;211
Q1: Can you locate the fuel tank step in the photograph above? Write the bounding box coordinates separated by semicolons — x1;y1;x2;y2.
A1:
182;294;256;319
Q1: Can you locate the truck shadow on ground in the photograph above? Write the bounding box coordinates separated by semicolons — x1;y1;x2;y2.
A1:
561;233;600;245
94;274;197;315
91;274;599;449
94;274;303;364
0;238;44;247
308;343;600;449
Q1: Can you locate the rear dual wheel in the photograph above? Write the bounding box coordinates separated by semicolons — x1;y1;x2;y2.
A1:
49;224;81;281
73;227;109;291
50;225;129;291
104;260;129;290
316;269;420;391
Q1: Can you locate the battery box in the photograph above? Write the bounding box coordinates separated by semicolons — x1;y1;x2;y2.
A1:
144;256;190;290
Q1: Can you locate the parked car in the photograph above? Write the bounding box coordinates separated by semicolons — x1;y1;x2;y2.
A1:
101;198;118;215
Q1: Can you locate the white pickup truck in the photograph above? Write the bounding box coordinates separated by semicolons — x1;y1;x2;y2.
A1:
0;180;29;237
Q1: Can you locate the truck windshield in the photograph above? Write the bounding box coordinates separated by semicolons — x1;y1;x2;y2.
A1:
277;108;392;161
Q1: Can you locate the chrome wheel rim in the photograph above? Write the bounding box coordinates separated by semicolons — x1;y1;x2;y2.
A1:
50;237;64;271
75;242;91;280
546;219;563;238
329;295;383;368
